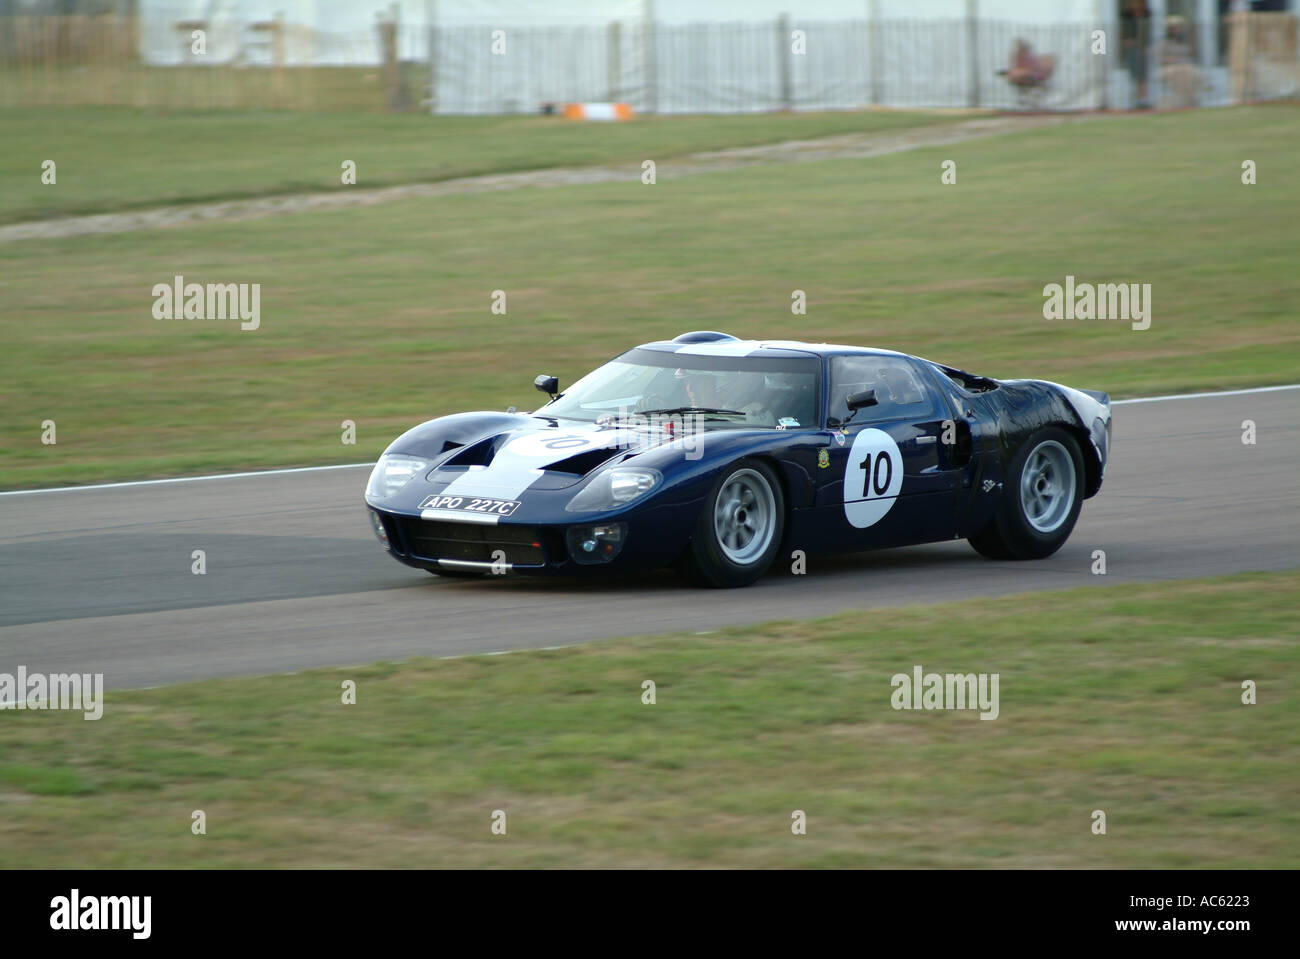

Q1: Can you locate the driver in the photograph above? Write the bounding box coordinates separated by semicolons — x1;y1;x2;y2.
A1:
677;369;778;426
674;368;720;408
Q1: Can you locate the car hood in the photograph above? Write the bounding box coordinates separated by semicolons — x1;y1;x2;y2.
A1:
424;417;695;499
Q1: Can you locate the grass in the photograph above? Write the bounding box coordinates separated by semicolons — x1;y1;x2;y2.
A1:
0;106;956;223
0;571;1295;868
1;104;1297;488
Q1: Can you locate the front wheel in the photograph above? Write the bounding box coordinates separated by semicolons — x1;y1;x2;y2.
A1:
968;428;1084;560
680;459;785;588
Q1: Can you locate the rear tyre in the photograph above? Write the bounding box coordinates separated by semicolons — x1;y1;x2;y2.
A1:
680;459;785;588
967;427;1084;561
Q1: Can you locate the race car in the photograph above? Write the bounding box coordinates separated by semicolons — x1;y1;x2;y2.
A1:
365;332;1111;587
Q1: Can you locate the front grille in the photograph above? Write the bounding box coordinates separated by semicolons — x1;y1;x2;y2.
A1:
399;517;546;566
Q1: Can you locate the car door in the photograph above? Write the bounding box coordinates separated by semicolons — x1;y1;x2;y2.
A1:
815;354;963;550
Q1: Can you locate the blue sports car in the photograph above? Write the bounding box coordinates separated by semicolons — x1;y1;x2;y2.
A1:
365;332;1111;587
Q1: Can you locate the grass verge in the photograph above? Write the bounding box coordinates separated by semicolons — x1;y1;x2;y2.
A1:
0;571;1295;868
0;106;956;223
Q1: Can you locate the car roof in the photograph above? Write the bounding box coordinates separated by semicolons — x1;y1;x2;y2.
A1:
638;333;910;361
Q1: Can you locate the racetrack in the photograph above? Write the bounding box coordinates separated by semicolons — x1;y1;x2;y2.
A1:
1;387;1295;690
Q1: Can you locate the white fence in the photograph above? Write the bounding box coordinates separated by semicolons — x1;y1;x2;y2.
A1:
428;15;1299;114
3;12;1296;112
430;20;1109;114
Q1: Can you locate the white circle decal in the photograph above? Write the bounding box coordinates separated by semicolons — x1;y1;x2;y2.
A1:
843;428;903;528
504;430;612;460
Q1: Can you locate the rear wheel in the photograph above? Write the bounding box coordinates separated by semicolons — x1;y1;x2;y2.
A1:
968;428;1083;560
680;459;785;588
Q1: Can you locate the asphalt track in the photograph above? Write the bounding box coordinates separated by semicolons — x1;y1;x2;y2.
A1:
1;387;1296;690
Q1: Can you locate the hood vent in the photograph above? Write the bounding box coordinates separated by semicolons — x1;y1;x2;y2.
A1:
443;436;497;467
544;448;619;476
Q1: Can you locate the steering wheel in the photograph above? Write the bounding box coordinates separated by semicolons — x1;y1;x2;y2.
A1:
634;392;669;414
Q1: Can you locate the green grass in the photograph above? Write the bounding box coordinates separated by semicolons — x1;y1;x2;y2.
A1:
2;105;1297;488
0;105;956;223
0;572;1295;868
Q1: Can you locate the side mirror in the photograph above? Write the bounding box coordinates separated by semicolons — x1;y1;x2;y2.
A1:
534;374;559;399
845;389;878;411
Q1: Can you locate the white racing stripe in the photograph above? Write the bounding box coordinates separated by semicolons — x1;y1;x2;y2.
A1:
438;424;628;500
438;461;544;501
2;384;1295;497
672;342;761;357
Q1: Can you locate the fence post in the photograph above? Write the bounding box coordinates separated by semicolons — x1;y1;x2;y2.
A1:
608;20;621;102
1096;0;1109;110
1228;11;1249;103
642;0;657;113
869;0;881;105
427;0;438;113
777;13;792;110
966;0;980;108
271;12;286;107
378;5;401;111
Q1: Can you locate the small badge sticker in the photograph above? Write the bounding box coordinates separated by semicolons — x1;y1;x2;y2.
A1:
833;431;847;447
817;449;830;469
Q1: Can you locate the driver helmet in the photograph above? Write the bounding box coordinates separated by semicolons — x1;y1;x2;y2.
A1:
673;368;722;404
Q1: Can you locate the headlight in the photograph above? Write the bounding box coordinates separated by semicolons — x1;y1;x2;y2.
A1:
566;523;627;564
565;467;662;512
366;453;429;500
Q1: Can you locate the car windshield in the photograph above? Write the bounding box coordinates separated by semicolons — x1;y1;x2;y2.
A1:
541;347;820;429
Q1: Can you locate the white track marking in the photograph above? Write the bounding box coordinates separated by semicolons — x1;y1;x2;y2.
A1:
2;384;1295;497
0;462;373;497
1111;384;1300;405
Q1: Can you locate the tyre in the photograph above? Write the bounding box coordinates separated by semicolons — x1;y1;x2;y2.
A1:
680;459;785;588
968;427;1084;561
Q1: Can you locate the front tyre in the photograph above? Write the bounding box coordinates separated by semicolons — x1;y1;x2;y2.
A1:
968;428;1084;560
681;459;785;588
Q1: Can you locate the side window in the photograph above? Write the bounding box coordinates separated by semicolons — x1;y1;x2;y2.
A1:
828;356;932;424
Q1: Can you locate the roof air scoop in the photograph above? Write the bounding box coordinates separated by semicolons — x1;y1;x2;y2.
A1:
672;331;738;344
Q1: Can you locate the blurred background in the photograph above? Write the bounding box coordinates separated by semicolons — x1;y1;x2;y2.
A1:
3;0;1298;113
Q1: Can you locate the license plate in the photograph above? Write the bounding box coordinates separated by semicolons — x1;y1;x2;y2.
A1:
419;494;521;517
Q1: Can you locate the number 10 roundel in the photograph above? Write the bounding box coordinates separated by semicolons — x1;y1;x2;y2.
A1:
843;428;904;529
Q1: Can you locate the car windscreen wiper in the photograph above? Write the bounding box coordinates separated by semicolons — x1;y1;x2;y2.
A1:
637;407;748;418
